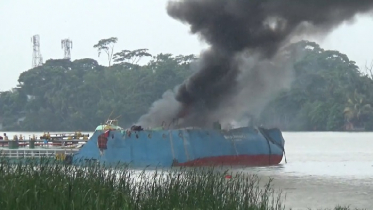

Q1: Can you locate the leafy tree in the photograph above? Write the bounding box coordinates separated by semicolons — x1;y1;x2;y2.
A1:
0;50;195;131
259;40;373;131
113;49;152;64
93;37;118;66
113;49;152;70
2;41;373;132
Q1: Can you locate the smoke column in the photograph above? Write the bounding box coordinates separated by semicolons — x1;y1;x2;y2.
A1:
138;0;373;128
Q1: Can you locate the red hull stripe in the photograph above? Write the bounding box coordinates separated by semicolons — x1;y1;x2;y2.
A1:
174;155;283;167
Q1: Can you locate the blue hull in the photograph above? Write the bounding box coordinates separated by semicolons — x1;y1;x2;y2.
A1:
71;127;285;167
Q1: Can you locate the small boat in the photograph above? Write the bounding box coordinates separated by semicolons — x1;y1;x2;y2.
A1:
70;120;286;167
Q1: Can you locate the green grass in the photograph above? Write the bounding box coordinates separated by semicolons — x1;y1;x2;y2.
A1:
0;158;366;210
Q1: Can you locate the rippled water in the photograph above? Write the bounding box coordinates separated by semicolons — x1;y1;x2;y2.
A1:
1;131;372;209
241;132;373;210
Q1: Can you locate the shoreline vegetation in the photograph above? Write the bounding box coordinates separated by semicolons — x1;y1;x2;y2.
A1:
0;158;364;210
1;40;373;132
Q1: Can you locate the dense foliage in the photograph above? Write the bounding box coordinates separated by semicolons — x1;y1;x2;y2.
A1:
0;53;195;131
260;41;373;131
0;40;372;131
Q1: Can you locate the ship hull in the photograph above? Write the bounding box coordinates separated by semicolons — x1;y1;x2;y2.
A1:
71;127;285;167
172;154;283;167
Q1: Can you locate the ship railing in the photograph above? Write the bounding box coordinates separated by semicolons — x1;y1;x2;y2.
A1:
7;133;91;141
0;148;78;159
0;140;86;142
0;140;87;148
39;133;90;140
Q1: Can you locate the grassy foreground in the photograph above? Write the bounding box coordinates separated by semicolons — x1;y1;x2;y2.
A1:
0;158;364;210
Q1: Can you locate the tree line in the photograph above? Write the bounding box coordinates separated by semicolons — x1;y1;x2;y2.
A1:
0;38;372;131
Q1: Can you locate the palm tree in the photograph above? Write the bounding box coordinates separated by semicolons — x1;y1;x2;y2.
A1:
343;90;372;130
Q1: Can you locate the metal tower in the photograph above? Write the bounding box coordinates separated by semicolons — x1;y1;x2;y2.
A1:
31;35;43;68
61;39;73;59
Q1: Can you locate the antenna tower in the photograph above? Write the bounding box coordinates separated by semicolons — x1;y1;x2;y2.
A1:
31;35;43;68
61;38;73;59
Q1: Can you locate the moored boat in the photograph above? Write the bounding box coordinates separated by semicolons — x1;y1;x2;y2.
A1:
0;132;90;161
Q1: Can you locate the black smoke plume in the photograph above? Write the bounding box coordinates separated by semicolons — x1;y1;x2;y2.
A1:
138;0;373;128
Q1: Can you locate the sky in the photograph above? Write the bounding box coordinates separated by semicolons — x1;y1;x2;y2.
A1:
0;0;372;92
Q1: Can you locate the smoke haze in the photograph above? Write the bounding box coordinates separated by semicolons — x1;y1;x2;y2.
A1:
138;0;373;129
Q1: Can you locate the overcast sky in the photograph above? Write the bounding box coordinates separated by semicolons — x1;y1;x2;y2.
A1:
1;0;372;92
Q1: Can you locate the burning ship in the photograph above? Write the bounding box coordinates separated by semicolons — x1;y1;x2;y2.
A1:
70;117;286;167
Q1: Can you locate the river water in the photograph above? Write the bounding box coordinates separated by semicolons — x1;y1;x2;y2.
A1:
1;131;372;209
251;132;373;210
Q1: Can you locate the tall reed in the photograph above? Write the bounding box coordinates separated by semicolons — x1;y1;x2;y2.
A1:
0;157;364;210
